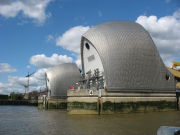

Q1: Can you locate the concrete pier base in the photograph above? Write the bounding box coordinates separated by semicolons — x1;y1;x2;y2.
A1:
67;97;99;114
67;89;99;114
101;97;176;114
38;97;44;110
48;97;67;109
38;96;67;110
67;89;177;114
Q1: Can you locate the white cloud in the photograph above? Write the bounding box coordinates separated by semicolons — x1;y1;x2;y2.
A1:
136;9;180;67
0;82;15;94
0;67;49;94
35;85;46;91
56;26;90;54
0;0;53;24
71;53;76;56
29;54;73;68
166;0;171;3
75;57;81;68
73;54;81;68
46;34;53;42
0;63;18;74
33;68;49;80
98;11;102;17
0;76;29;94
27;66;31;69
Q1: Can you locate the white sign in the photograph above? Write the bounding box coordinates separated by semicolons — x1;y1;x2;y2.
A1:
89;90;93;95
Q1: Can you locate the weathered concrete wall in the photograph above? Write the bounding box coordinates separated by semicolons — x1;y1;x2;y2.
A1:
67;89;98;97
101;97;177;114
67;89;99;114
67;89;178;114
101;90;176;97
48;97;67;109
38;96;67;110
67;97;99;114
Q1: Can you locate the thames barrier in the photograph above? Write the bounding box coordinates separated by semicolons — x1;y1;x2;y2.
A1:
37;21;180;114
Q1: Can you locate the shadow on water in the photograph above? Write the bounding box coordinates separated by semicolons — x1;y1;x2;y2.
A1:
0;106;180;135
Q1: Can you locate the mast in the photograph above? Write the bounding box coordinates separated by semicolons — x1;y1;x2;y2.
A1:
26;71;36;94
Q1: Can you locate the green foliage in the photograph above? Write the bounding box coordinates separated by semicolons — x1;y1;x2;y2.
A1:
0;94;8;100
9;94;22;100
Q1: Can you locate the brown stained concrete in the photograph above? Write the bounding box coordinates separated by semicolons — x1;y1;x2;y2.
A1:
68;109;98;114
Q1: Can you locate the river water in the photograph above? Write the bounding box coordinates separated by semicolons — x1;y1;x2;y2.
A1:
0;106;180;135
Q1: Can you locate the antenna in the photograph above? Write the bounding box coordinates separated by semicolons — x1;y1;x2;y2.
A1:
20;83;28;94
26;71;36;94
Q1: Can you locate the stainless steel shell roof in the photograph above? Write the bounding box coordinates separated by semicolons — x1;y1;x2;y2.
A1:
46;63;80;97
81;21;175;91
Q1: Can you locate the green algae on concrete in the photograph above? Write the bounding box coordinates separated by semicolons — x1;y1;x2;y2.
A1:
101;101;177;114
47;97;67;109
68;101;97;109
67;89;178;114
67;101;98;114
48;102;67;109
57;103;67;109
38;97;43;110
48;103;57;109
38;102;43;110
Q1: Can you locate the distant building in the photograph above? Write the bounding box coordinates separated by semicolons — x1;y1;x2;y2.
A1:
81;20;175;91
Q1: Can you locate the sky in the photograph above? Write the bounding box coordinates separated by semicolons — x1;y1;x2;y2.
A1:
0;0;180;95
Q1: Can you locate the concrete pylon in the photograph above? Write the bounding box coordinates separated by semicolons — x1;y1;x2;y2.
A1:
23;94;28;100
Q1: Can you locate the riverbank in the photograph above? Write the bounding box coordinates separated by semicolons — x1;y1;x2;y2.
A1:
0;100;38;106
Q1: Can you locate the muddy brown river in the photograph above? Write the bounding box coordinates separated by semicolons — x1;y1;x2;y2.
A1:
0;106;180;135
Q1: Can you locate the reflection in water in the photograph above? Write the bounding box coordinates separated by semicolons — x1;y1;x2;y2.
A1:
0;106;179;135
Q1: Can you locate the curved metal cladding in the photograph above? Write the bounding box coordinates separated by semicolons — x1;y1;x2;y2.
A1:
46;63;80;97
81;21;175;91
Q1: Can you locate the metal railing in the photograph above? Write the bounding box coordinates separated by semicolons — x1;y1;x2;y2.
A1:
81;69;105;89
